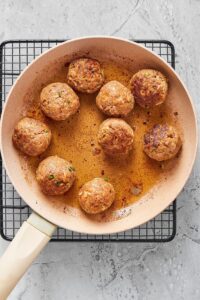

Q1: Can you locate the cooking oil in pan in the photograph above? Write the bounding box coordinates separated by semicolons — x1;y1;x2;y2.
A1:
24;60;180;211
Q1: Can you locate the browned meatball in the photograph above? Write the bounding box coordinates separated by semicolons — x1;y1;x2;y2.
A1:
67;58;104;93
40;82;80;121
78;178;115;214
130;69;168;108
98;118;134;156
12;117;51;156
144;124;182;161
96;80;134;117
36;156;76;196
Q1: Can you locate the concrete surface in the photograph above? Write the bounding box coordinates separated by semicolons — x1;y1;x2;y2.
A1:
0;0;200;299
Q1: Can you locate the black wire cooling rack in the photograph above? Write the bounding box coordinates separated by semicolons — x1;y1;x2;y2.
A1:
0;39;176;242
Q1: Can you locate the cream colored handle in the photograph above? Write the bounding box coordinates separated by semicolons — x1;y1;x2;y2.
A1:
0;213;56;299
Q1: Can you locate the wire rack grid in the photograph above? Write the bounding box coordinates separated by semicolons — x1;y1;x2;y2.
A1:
0;39;176;242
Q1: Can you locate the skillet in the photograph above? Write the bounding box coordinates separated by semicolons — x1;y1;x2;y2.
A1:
0;37;197;298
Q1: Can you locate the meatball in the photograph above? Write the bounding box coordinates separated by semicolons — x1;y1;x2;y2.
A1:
78;178;115;214
130;69;168;108
143;124;182;161
98;118;134;156
12;117;51;156
96;80;134;117
40;82;80;121
36;156;76;196
67;58;104;93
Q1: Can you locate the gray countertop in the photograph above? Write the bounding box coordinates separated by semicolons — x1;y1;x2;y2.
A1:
0;0;200;299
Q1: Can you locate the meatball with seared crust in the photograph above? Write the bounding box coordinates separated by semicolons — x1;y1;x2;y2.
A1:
67;58;104;93
78;178;115;214
40;82;80;121
98;118;134;156
36;156;76;196
96;80;134;117
12;117;51;156
144;124;182;161
130;69;168;108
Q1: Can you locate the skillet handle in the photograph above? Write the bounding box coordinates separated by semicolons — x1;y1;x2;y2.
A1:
0;212;56;299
